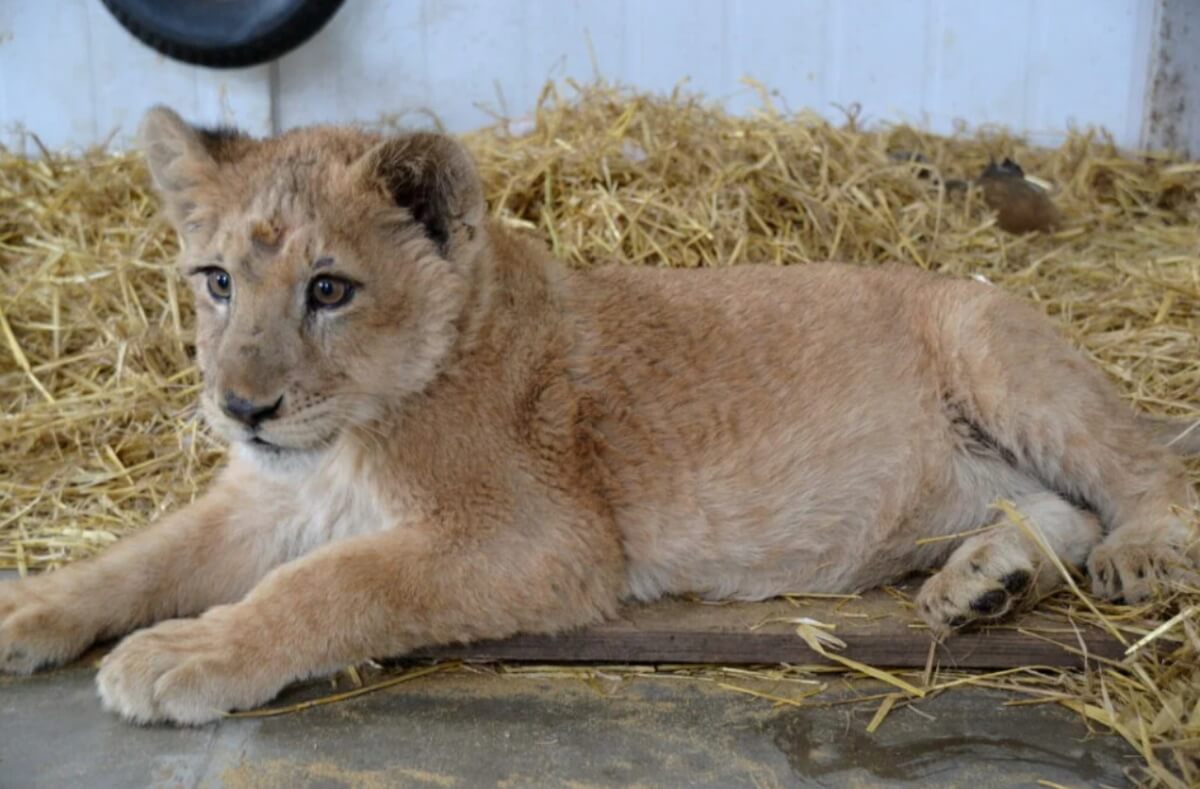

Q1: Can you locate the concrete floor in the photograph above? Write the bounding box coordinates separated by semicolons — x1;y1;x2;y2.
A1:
0;658;1136;788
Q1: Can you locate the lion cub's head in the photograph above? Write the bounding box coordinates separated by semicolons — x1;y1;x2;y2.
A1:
140;107;487;469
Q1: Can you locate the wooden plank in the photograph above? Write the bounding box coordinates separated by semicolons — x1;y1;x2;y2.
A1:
415;592;1124;669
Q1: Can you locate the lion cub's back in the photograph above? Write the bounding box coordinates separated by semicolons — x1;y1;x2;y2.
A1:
567;261;952;438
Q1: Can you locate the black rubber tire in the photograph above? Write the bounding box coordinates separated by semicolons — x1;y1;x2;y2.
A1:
100;0;346;69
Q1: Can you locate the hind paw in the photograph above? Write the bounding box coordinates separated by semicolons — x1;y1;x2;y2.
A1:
916;558;1034;639
1087;531;1198;603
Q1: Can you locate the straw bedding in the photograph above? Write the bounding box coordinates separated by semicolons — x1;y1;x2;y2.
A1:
1;82;1198;784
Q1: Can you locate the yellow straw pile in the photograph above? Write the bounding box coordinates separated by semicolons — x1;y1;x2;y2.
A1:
2;81;1197;784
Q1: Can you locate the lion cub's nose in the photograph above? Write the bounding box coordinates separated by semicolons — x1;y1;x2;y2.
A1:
221;392;283;428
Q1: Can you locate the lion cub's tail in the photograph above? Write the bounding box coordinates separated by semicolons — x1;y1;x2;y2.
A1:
1139;415;1200;457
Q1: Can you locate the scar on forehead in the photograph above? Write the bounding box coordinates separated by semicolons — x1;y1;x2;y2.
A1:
250;219;286;251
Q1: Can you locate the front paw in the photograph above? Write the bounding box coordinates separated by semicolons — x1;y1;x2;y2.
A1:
96;610;281;725
0;579;94;674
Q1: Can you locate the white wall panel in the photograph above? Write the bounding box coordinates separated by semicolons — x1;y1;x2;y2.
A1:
0;0;1176;152
0;0;271;152
823;0;938;126
275;0;1161;147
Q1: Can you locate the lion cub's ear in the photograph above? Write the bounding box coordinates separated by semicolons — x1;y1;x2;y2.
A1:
352;133;485;256
139;106;251;233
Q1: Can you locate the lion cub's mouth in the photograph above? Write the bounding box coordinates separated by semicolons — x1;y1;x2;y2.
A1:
237;433;328;474
248;436;290;454
246;434;326;460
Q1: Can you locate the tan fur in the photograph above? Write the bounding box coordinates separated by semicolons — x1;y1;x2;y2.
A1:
2;108;1197;724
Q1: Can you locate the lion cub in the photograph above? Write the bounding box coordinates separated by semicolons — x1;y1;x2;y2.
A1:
1;108;1196;724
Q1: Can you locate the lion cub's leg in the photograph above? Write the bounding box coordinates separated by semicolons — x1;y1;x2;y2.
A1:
0;474;288;674
937;285;1198;602
95;518;626;725
916;492;1100;637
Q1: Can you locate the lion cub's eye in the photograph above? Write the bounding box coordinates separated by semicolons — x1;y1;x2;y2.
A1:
204;268;232;301
308;275;355;310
